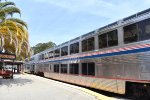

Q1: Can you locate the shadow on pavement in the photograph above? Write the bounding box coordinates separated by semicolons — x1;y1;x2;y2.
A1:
0;75;33;87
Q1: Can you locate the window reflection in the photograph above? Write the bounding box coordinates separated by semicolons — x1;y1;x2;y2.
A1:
54;64;59;73
54;49;60;57
70;42;79;54
61;64;68;74
82;62;95;76
69;63;79;74
124;24;138;44
82;37;95;52
61;46;68;56
99;34;107;48
138;18;150;41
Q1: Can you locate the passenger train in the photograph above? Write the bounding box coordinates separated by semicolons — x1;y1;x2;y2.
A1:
25;8;150;98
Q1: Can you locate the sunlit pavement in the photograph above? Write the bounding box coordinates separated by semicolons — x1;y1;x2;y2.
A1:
0;74;98;100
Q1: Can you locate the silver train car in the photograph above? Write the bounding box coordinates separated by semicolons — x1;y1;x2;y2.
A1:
25;8;150;98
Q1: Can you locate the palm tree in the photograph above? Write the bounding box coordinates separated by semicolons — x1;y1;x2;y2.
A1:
0;1;31;60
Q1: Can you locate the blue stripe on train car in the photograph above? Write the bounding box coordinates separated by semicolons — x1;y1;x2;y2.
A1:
48;47;150;63
80;47;150;59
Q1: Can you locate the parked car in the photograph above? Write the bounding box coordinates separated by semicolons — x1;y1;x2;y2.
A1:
0;69;13;79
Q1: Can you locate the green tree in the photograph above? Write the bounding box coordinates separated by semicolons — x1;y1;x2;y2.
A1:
32;41;56;54
0;1;31;60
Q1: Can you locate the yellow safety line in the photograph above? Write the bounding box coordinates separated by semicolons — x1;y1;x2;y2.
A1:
66;84;117;100
79;88;117;100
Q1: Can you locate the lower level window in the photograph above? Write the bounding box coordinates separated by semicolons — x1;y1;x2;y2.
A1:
69;63;79;74
82;62;95;76
61;64;68;74
54;64;59;73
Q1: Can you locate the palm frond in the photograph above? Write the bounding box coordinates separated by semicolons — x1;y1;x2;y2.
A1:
7;18;28;29
0;2;15;9
1;6;21;16
0;10;5;17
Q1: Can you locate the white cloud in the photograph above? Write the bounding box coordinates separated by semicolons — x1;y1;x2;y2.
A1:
14;0;150;21
144;0;150;3
31;0;149;22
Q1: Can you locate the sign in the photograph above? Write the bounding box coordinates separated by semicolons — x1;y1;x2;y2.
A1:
0;53;16;60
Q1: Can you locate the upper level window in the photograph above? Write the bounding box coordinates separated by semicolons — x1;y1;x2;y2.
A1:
82;37;95;52
124;23;138;44
61;46;68;56
82;62;95;76
124;18;150;44
88;37;95;51
69;63;79;74
99;30;118;48
42;54;44;60
29;57;34;61
49;51;54;58
61;64;68;74
138;18;150;41
54;49;60;57
70;42;79;54
54;64;59;73
82;40;87;52
45;53;49;59
99;34;107;48
108;30;118;46
38;55;42;60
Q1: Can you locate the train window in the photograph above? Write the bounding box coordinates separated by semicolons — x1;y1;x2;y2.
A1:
38;55;41;60
88;37;95;51
82;37;95;52
88;63;95;76
108;30;118;46
82;62;95;76
82;39;88;52
49;51;54;58
42;54;44;60
54;49;60;57
99;34;107;48
138;18;150;41
61;64;68;74
82;63;88;75
69;63;79;74
45;53;49;59
70;42;79;54
61;46;68;56
54;64;59;73
124;23;138;44
30;57;34;61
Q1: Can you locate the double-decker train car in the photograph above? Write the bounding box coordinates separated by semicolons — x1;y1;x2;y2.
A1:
25;8;150;98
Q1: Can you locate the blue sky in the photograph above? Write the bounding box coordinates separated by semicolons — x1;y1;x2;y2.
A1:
11;0;150;46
